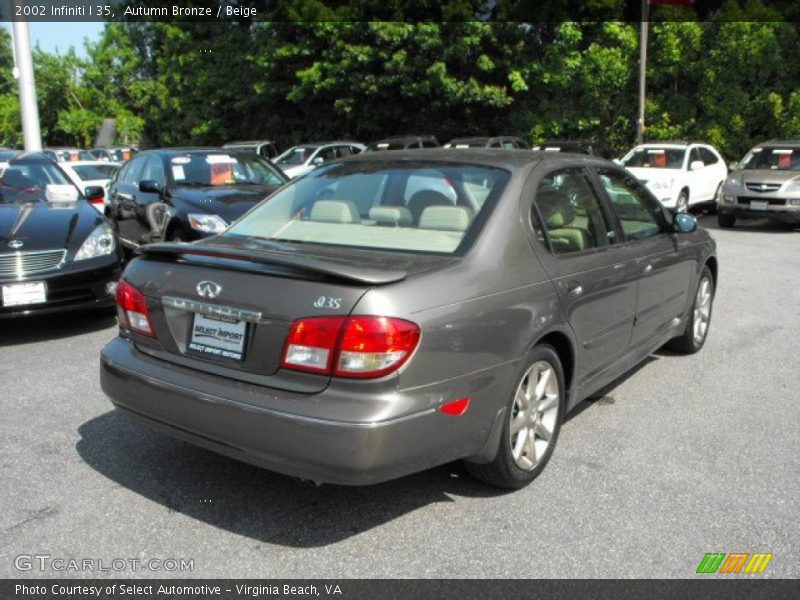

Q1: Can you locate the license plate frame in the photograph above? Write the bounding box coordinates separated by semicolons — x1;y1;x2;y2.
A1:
188;312;248;361
750;200;768;211
1;281;47;307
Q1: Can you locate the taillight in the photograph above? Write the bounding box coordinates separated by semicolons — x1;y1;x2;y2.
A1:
281;317;345;375
116;280;154;337
281;316;420;379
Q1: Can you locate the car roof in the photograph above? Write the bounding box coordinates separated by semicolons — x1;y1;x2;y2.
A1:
61;160;122;168
758;140;800;147
336;147;606;171
224;140;276;146
9;152;57;163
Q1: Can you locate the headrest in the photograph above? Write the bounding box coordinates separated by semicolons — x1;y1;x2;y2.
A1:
369;206;412;227
418;205;473;232
309;200;361;224
537;189;574;228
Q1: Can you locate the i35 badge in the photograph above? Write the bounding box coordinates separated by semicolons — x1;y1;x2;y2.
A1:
7;239;23;249
196;280;222;299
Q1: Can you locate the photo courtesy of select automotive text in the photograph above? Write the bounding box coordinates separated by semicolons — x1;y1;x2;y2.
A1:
1;0;799;598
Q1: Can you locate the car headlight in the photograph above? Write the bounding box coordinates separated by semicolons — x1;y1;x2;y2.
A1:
784;180;800;193
188;213;227;233
75;223;116;261
725;177;741;188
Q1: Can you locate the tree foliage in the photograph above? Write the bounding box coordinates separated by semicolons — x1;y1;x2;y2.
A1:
0;3;799;159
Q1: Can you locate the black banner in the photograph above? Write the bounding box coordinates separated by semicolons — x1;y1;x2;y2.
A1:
3;579;800;600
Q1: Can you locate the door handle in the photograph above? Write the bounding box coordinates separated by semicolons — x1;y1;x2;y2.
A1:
642;262;653;275
563;282;583;297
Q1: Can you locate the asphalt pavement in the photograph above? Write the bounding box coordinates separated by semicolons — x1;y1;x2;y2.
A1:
1;214;799;579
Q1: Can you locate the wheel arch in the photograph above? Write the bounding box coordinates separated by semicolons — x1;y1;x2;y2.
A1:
705;255;718;285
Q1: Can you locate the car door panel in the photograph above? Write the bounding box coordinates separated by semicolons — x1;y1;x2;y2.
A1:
525;165;639;385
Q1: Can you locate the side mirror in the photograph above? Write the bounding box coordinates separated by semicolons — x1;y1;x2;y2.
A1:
139;180;162;194
84;186;105;202
673;212;697;233
311;156;324;166
612;158;623;166
689;160;704;171
728;161;739;171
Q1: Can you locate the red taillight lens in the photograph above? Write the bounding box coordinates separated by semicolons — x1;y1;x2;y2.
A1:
280;316;420;379
336;317;420;378
281;317;345;375
115;280;154;337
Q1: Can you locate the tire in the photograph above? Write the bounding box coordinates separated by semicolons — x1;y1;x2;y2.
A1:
676;190;689;213
717;213;735;228
465;344;565;489
667;265;714;354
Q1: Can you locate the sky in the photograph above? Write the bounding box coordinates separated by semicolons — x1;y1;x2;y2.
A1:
3;21;106;57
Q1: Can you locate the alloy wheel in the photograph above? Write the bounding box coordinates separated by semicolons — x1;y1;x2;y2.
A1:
509;360;560;471
693;276;712;344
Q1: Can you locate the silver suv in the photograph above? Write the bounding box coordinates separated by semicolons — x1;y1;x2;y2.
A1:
718;140;800;228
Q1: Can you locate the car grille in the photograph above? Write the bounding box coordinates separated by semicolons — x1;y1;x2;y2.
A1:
0;250;67;279
737;197;786;206
745;182;782;193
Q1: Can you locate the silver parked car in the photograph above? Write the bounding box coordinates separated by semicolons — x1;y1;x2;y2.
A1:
718;140;800;228
100;149;717;488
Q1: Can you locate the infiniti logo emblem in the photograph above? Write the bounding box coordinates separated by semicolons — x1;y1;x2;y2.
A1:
8;239;23;249
196;280;222;299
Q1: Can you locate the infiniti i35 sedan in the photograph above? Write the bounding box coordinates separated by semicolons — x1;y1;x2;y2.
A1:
100;149;717;488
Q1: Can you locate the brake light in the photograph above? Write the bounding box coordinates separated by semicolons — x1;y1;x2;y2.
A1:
281;317;345;375
281;316;420;379
116;280;154;337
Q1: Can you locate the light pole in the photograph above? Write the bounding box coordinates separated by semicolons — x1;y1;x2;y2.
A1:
10;5;42;151
637;0;649;145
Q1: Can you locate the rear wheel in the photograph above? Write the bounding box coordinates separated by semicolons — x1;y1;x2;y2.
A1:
667;265;714;354
718;213;736;228
465;345;565;489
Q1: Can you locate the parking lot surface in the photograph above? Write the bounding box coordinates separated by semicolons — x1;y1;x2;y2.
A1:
2;216;799;579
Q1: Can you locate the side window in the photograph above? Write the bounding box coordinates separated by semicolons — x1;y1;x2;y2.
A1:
350;145;363;155
338;146;352;157
689;148;703;168
699;147;719;165
531;168;616;255
140;156;165;184
317;147;337;162
422;140;438;148
597;169;668;241
122;156;147;184
502;140;516;149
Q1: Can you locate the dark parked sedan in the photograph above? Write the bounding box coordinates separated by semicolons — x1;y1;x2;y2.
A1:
100;149;717;488
1;154;123;317
107;148;288;249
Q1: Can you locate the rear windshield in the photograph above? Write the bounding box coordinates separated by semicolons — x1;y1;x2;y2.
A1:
622;147;685;169
225;161;510;255
72;164;119;181
740;147;800;171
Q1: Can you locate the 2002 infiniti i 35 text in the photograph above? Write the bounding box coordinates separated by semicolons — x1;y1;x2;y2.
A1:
100;149;717;488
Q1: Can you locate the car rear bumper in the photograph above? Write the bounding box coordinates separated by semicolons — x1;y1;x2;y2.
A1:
0;259;121;318
100;337;503;485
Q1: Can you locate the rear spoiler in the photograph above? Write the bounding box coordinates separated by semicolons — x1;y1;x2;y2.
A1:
138;242;407;285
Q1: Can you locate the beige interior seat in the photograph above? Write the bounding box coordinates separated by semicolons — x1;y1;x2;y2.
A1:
418;205;473;231
309;200;361;224
369;206;413;227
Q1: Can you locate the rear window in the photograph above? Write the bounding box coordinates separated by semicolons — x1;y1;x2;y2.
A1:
71;164;119;181
225;161;510;255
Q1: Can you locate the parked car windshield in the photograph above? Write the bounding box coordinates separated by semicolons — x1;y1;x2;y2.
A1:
740;147;800;171
275;146;317;167
0;161;77;203
169;153;285;187
622;147;685;169
225;161;510;254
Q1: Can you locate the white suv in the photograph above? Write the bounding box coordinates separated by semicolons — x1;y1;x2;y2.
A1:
620;142;728;211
